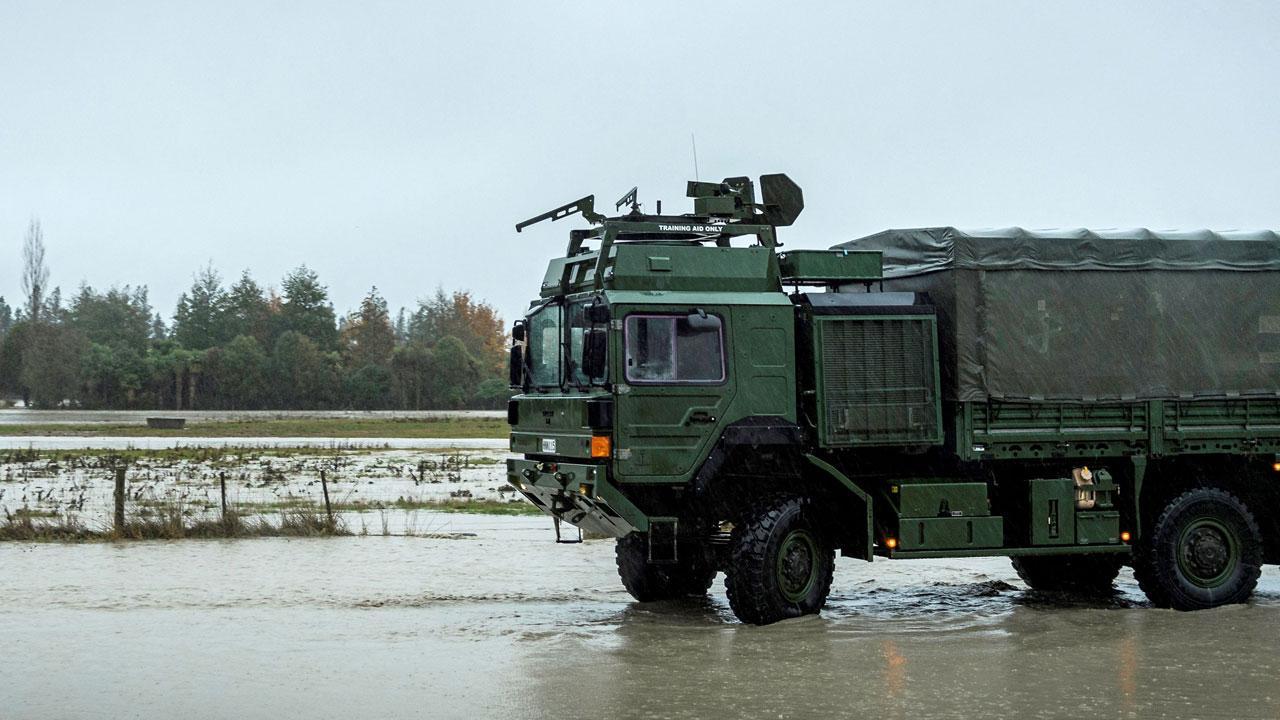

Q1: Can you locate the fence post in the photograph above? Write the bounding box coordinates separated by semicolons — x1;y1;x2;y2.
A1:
219;472;228;518
114;466;126;534
321;470;333;525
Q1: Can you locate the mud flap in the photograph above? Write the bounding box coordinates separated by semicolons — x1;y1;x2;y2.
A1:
803;454;874;561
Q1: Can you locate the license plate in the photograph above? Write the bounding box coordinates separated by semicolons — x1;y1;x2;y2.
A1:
541;438;557;454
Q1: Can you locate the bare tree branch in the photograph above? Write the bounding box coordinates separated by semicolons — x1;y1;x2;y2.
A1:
21;218;49;323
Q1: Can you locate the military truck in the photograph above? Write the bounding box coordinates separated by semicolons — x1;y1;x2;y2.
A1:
506;174;1280;625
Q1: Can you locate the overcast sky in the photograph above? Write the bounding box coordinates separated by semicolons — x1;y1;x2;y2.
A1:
2;1;1278;324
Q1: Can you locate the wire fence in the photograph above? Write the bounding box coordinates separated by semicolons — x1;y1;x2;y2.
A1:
0;447;521;537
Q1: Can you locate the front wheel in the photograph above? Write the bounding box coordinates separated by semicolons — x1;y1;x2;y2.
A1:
725;495;835;625
1134;488;1263;610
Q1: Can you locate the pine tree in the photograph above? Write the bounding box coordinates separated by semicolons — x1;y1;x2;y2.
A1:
0;296;12;339
172;265;228;350
342;286;396;370
224;270;273;346
279;265;338;349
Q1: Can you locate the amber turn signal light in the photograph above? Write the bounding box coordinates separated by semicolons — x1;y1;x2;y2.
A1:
591;435;612;458
885;538;898;550
1120;531;1131;543
1272;462;1280;473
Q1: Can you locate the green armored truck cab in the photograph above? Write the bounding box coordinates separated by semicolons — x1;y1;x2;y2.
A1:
506;174;1280;624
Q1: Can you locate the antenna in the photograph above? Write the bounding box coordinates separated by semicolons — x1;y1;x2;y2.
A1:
691;133;700;181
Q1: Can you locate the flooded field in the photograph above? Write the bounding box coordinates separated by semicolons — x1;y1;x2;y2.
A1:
2;516;1277;719
0;445;515;533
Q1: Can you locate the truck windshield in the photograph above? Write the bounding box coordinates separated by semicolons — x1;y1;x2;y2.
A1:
524;299;608;389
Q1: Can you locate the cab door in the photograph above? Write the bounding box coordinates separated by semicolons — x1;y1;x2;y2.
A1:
613;307;735;481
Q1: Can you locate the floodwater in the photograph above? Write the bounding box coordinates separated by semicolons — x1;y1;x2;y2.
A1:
3;514;1278;720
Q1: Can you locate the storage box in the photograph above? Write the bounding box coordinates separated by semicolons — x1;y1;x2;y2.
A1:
778;249;882;284
895;516;1003;551
1029;478;1076;545
1076;511;1121;545
892;482;990;518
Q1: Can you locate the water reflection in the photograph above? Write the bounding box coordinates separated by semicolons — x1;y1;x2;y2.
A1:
518;569;1280;720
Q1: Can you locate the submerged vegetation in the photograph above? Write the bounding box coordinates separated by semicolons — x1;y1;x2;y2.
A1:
0;495;538;543
0;444;534;543
0;503;346;542
335;497;540;516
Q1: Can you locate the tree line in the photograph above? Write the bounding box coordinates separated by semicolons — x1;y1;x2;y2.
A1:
0;220;511;410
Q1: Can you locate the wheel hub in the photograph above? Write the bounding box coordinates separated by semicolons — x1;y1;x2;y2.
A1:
1178;520;1237;587
777;530;817;602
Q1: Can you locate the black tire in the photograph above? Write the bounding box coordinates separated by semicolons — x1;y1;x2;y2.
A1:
1011;554;1124;594
725;495;835;625
615;532;716;602
1133;488;1263;610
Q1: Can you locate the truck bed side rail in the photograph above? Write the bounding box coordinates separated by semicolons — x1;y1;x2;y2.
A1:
959;398;1280;461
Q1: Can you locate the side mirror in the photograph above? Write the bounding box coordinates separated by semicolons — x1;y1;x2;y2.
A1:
508;345;524;388
685;309;719;331
585;303;611;325
511;321;526;343
582;327;608;380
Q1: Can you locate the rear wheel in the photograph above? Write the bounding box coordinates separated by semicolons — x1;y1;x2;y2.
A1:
1011;554;1124;594
1134;488;1263;610
615;532;716;602
725;495;835;625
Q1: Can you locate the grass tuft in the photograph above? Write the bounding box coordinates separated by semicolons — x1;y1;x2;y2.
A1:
0;509;97;542
0;501;348;542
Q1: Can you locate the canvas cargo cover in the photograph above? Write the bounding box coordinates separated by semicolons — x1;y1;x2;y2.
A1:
834;227;1280;402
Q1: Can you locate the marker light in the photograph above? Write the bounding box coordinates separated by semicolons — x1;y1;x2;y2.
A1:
1120;531;1131;543
591;435;612;458
885;538;898;550
1272;462;1280;473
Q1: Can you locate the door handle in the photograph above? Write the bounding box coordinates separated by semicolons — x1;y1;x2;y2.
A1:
688;411;717;424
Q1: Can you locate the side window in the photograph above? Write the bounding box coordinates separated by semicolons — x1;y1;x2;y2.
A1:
528;306;560;386
624;314;725;384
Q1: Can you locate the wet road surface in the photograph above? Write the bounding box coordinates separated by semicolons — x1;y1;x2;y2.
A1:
3;514;1277;719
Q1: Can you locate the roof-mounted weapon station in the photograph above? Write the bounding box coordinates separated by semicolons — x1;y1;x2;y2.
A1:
515;172;804;243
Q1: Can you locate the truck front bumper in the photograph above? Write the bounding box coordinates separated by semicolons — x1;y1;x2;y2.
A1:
506;458;640;538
